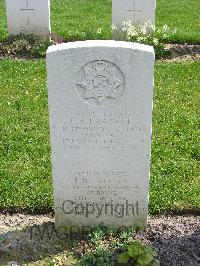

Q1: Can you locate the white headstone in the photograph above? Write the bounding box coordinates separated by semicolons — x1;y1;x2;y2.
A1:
112;0;156;28
6;0;50;39
47;41;155;232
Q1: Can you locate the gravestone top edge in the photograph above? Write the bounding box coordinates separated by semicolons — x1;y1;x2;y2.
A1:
46;40;154;54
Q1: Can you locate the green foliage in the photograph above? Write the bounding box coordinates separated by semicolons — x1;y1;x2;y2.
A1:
78;228;158;266
31;40;49;58
89;224;111;246
0;35;49;58
117;241;157;266
47;260;55;266
114;21;174;59
156;0;200;43
0;26;172;59
76;225;136;266
78;247;113;266
118;228;136;243
118;252;130;264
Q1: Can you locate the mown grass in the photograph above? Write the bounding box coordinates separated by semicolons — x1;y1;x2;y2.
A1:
0;0;7;40
0;0;199;43
0;59;199;213
151;61;200;213
51;0;112;41
0;59;53;211
157;0;200;43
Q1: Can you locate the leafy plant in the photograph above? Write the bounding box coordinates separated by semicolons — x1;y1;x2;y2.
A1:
118;227;136;242
47;259;55;266
77;247;113;266
76;225;128;266
89;224;113;246
117;241;158;266
112;21;176;59
50;32;64;45
76;226;158;266
31;40;49;57
0;34;49;58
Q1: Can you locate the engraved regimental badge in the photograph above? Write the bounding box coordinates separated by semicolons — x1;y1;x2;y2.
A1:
76;60;125;106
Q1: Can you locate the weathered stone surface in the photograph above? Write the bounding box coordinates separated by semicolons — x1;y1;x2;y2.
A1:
112;0;156;28
6;0;50;39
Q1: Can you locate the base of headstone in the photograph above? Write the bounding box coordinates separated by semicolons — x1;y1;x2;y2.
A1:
6;0;51;40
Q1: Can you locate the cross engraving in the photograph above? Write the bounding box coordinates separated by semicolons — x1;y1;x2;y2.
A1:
20;0;35;25
127;0;141;24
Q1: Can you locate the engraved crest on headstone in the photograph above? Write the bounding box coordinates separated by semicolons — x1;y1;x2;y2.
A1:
76;60;125;106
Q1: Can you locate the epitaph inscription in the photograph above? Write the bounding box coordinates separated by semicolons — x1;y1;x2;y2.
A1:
62;111;147;152
76;60;125;106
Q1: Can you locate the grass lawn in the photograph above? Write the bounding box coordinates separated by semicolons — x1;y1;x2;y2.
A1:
0;0;7;41
157;0;200;43
0;59;199;214
0;0;199;43
151;61;200;213
0;59;53;212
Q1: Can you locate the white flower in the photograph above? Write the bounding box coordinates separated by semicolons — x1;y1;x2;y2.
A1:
144;21;156;32
97;28;102;34
111;24;117;31
141;26;147;35
163;24;169;32
153;38;159;45
157;28;161;34
137;37;143;42
129;30;137;37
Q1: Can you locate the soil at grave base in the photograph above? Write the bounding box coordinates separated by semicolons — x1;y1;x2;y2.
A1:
0;41;200;62
166;44;200;56
0;214;199;266
159;44;200;62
